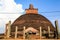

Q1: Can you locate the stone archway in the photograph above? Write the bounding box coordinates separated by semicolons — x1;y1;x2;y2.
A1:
25;27;39;39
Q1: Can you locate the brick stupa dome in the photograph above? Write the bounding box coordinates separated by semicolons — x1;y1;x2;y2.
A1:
11;4;55;32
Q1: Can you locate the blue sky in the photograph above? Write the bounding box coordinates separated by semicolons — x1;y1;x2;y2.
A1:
15;0;60;12
0;0;60;33
14;0;60;26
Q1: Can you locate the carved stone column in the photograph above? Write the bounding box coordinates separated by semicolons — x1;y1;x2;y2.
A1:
23;26;25;39
40;27;42;39
15;26;18;39
48;26;50;37
6;21;11;38
55;20;59;39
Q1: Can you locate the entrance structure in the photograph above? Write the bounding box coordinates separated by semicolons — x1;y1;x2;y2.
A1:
6;4;55;39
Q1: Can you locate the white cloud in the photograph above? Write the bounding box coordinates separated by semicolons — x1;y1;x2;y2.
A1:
0;14;23;33
0;0;24;33
0;0;24;13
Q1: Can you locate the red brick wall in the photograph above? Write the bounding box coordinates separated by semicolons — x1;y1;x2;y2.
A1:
26;9;38;14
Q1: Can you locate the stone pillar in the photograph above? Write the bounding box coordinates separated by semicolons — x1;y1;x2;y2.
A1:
55;20;59;39
23;26;25;39
6;21;11;38
40;27;42;39
15;26;18;39
5;24;8;38
48;26;50;37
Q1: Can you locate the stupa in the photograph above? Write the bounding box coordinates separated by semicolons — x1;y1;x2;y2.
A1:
11;4;55;38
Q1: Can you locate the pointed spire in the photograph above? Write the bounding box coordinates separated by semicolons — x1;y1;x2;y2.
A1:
29;4;34;9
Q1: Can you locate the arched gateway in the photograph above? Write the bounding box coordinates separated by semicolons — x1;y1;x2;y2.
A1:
9;4;56;39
